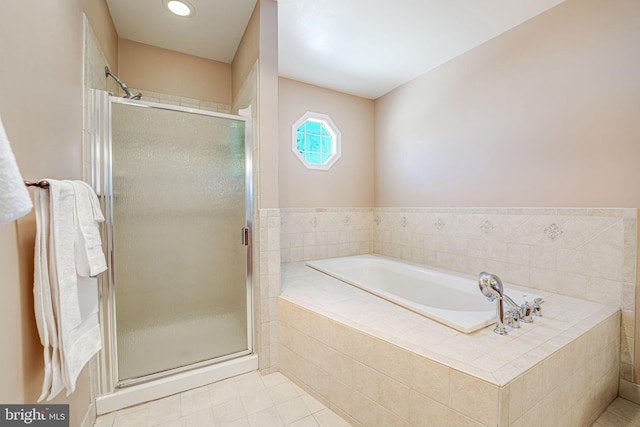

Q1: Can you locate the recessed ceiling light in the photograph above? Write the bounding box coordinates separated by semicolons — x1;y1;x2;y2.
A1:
163;0;194;17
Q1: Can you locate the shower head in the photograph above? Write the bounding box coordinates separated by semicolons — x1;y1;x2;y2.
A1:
105;66;141;100
125;91;142;100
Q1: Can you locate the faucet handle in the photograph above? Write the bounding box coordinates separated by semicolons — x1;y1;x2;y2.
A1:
531;298;543;317
505;309;521;328
520;302;533;323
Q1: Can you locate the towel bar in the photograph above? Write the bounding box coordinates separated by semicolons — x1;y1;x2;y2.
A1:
24;180;50;189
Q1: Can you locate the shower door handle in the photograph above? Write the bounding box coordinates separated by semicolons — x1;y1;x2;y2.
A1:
241;227;250;246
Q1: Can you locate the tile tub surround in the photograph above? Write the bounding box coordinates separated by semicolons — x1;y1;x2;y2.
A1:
281;207;637;386
280;208;374;263
373;207;637;386
373;208;637;311
279;262;620;426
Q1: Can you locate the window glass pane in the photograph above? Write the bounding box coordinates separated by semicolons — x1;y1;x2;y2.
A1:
296;132;305;152
308;135;320;152
306;121;321;135
321;136;331;154
305;152;320;164
320;126;329;137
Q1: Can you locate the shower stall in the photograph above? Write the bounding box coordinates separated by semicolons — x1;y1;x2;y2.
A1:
87;90;256;413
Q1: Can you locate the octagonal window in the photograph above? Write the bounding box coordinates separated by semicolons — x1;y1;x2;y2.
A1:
292;112;341;170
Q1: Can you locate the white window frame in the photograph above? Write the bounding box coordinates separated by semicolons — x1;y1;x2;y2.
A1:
291;111;342;170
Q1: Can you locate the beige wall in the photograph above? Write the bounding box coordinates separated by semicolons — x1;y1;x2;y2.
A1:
636;214;640;383
81;0;118;71
375;0;640;208
633;213;640;383
0;1;95;425
232;4;260;100
373;0;640;393
279;78;375;208
118;39;232;104
257;0;280;209
0;224;24;402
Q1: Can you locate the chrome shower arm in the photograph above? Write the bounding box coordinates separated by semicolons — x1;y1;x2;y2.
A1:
105;66;141;100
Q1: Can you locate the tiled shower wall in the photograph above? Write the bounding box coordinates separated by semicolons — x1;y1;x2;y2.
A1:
82;14;119;178
82;14;112;426
129;89;232;113
280;207;638;385
233;62;285;374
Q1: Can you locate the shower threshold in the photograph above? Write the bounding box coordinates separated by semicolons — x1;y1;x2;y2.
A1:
96;354;258;415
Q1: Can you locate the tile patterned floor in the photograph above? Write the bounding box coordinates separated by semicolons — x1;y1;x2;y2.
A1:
593;398;640;426
95;372;640;427
94;372;351;427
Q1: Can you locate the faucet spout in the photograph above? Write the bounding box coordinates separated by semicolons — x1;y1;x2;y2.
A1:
479;272;508;335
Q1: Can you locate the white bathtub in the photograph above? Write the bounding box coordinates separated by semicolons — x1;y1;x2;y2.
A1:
306;254;541;333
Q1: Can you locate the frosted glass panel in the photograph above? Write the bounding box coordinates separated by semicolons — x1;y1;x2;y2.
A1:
111;103;248;381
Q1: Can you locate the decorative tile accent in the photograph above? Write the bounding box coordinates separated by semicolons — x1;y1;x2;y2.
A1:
434;218;446;231
374;215;381;226
401;216;408;228
543;223;563;241
344;215;350;226
310;216;318;228
480;220;494;234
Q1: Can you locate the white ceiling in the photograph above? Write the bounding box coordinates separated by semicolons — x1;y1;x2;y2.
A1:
106;0;257;63
106;0;566;99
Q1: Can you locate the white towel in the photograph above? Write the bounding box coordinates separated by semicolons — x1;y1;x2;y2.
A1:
63;180;104;394
60;293;101;395
70;181;106;277
0;115;32;225
33;179;105;400
49;181;83;332
33;189;63;401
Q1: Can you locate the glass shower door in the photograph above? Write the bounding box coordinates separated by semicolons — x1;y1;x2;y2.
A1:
109;101;250;383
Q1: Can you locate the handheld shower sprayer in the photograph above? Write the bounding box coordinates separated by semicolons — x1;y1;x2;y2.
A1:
478;271;503;301
105;66;141;100
479;272;507;335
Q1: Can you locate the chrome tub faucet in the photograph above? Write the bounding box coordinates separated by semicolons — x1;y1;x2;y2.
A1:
478;272;542;335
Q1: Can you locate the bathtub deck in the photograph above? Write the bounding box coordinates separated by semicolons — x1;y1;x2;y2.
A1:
280;261;619;387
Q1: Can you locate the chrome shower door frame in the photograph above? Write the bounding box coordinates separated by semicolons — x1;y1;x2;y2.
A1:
87;90;254;395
